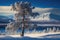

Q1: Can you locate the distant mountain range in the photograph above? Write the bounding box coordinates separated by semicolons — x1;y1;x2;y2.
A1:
0;12;60;23
0;15;13;23
50;13;60;21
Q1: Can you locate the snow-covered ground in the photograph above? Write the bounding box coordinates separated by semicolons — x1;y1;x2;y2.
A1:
0;32;60;40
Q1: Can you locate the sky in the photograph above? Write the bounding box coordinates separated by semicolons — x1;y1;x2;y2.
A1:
0;0;60;8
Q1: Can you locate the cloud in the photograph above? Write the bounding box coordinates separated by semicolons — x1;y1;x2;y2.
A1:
0;6;60;21
0;6;11;11
31;7;52;21
0;6;16;13
0;6;52;13
32;7;52;13
33;7;60;15
0;6;60;15
32;7;60;21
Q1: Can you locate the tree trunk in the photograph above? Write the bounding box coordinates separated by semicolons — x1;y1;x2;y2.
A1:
21;27;24;36
21;13;25;36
